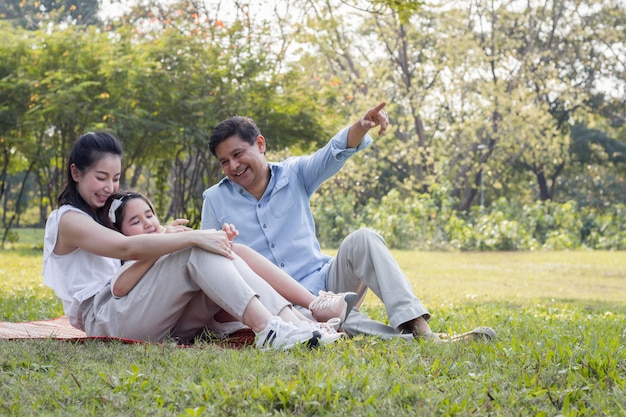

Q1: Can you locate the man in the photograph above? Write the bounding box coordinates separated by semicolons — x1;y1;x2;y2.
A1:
201;102;439;341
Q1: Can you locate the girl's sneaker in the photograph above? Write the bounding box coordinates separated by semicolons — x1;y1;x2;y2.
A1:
255;317;321;350
309;291;358;323
298;318;346;345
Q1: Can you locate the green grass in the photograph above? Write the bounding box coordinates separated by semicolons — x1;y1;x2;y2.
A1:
1;226;44;250
1;233;625;416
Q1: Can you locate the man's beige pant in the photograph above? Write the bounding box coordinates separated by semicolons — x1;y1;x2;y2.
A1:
327;228;430;339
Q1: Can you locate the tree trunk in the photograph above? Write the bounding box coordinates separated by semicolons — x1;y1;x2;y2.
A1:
2;160;34;247
458;170;481;211
536;171;551;201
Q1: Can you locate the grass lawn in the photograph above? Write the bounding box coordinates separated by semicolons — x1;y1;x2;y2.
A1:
1;229;625;416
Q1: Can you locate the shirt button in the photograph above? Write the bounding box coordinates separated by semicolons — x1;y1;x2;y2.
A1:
258;203;261;208
280;263;284;267
271;243;275;248
263;224;267;228
239;189;244;194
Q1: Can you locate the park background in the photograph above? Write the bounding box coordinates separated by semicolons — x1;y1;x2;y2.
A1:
1;0;625;415
1;0;625;250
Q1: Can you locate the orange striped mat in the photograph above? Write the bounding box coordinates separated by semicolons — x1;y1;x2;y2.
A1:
0;316;255;347
0;316;88;340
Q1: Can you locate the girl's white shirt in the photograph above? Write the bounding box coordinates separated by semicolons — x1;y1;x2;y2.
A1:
43;205;121;330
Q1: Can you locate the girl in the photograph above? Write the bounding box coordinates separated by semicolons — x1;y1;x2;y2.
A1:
43;131;325;349
102;190;351;340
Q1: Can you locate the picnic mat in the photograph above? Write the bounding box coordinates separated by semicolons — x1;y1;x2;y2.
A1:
0;316;88;340
0;316;256;348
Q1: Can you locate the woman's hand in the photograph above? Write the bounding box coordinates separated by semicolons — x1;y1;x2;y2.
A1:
193;229;234;259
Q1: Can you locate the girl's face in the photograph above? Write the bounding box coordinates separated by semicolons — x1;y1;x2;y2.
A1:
72;154;121;210
119;198;161;236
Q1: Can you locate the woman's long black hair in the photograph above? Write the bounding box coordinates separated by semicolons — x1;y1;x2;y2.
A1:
57;131;123;224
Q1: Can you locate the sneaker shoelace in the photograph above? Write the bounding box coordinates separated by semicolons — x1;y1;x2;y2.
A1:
259;318;290;348
311;291;340;310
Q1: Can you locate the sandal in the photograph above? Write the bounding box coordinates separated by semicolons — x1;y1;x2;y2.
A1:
418;332;446;344
447;326;497;343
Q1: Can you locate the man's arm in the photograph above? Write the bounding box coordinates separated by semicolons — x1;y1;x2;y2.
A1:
347;101;390;148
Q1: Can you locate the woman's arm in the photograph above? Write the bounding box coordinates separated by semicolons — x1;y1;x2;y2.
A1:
56;210;234;261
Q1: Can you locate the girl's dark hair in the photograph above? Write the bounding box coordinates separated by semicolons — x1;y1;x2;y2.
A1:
102;190;156;233
208;116;261;157
57;131;123;223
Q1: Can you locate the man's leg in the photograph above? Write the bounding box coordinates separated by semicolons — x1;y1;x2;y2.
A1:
326;228;432;337
293;305;412;339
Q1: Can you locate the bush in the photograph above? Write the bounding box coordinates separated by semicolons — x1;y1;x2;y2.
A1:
312;189;626;251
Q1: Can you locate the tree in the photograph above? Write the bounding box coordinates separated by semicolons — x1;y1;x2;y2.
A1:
0;0;99;29
0;24;41;243
474;0;624;201
96;0;328;224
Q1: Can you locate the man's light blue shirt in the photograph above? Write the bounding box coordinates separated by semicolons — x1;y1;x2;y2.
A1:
201;127;372;295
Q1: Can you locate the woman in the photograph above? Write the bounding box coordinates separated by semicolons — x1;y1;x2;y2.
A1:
43;131;324;349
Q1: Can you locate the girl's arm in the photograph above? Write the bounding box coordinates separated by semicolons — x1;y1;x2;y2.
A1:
232;243;316;308
55;210;234;261
111;219;193;297
111;259;158;297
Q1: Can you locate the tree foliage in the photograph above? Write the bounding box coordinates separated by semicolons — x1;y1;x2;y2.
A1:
293;0;625;208
0;0;99;29
0;0;625;249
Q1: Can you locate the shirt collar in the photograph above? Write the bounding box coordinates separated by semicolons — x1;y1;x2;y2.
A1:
217;163;288;195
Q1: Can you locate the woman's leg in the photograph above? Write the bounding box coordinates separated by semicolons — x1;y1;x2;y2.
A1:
214;304;305;328
170;292;224;342
87;248;280;340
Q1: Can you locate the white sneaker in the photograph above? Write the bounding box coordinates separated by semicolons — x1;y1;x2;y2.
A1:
317;319;346;344
309;291;358;323
324;317;341;331
255;317;321;350
298;319;346;345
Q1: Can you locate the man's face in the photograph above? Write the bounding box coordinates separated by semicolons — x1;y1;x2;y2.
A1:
215;134;268;196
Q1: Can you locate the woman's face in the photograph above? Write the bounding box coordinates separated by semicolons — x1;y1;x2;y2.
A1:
119;198;160;236
72;154;121;210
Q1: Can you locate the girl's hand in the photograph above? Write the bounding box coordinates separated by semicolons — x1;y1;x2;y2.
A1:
163;219;192;234
222;223;239;242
